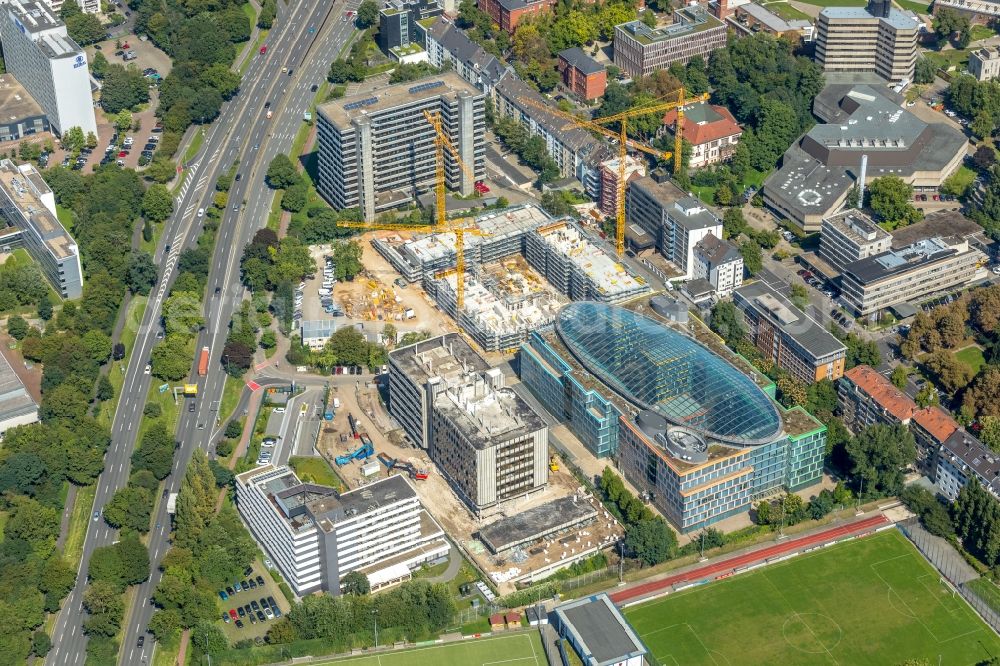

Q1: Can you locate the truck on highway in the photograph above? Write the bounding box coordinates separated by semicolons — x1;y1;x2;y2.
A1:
197;346;210;376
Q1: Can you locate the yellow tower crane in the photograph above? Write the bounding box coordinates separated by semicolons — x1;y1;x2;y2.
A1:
422;109;488;310
519;88;708;257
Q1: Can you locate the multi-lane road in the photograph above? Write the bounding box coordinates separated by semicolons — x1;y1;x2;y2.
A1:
47;1;359;663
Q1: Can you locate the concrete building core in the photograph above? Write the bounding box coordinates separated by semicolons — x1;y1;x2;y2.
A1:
388;333;549;515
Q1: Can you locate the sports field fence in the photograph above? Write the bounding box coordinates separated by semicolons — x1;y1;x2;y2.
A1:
897;519;1000;636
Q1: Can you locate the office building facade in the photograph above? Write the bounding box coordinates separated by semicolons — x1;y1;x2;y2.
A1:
0;159;82;298
0;0;97;136
840;236;986;317
814;0;918;83
520;303;826;532
734;281;847;384
236;467;449;596
613;8;727;78
316;73;485;220
819;209;893;274
626;176;723;280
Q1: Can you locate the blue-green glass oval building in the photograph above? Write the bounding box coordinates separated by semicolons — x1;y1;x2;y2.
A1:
555;302;782;446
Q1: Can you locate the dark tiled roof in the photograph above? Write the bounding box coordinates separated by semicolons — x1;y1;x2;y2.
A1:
558;47;604;75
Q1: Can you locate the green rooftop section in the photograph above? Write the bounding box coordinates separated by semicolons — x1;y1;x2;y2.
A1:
391;42;425;57
782;405;825;438
618;7;723;45
417;16;438;28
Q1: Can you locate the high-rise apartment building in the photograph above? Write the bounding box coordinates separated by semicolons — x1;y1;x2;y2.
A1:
0;0;97;136
236;467;449;595
388;334;550;515
315;73;485;220
819;209;893;274
815;0;918;83
613;7;727;78
0;159;82;298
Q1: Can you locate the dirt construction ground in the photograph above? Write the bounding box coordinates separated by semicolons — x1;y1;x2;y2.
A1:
317;378;622;594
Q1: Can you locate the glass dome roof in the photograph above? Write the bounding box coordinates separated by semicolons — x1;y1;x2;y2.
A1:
555;302;782;446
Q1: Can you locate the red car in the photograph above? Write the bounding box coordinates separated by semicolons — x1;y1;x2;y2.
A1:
259;45;267;55
474;180;490;194
117;151;127;158
229;609;238;620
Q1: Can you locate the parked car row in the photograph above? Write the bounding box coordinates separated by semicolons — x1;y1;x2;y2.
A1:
829;307;853;330
223;595;282;629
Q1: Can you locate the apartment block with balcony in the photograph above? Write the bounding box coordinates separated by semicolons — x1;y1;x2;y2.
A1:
613;7;727;78
815;0;918;83
236;467;449;595
733;281;847;384
315;73;485;220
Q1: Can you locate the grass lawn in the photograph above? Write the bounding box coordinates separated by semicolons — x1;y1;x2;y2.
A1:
945;164;976;196
625;530;1000;666
691;168;769;206
218;374;244;423
56;204;75;233
0;510;6;542
895;0;931;12
151;632;180;666
971;24;996;42
184;128;205;163
760;1;811;20
308;633;546;666
923;49;972;71
288;456;343;489
241;0;256;24
954;345;986;374
968;577;1000;615
62;483;96;568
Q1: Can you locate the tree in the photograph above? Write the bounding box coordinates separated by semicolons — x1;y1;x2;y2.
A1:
709;301;746;345
258;0;276;28
924;349;974;395
776;375;807;407
934;7;971;46
7;314;28;339
867;176;920;228
38;293;52;321
115;109;133;132
740;240;762;276
142;184;174;223
805;378;838;420
162;291;204;335
890;365;909;390
333;240;363;281
131;423;177;480
100;64;150;114
754;500;772;525
61;126;86;154
64;11;104;45
722;207;747;239
191;621;228;655
151;333;192;381
266;154;300;189
979;416;1000;453
126;252;158;295
846;423;916;497
173;450;216;549
914;57;937;85
341;571;371;595
225;419;243;439
96;374;114;402
789;283;809;310
31;631;52;657
82;581;124;637
973;145;997;172
357;0;379;27
102;485;153;533
91;50;109;79
624;519;677;566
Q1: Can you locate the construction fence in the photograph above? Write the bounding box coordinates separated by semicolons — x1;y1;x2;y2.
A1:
897;519;1000;636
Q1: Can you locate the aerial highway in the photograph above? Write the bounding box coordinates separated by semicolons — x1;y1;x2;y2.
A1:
46;0;358;663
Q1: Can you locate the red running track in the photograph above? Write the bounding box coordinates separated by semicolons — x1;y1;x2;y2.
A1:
610;513;889;605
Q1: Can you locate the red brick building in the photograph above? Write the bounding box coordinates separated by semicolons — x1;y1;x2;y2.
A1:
478;0;555;33
557;47;607;102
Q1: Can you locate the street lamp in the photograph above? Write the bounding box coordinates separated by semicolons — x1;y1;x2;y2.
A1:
372;608;379;649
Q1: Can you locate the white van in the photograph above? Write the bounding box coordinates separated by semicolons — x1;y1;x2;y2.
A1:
318;288;332;295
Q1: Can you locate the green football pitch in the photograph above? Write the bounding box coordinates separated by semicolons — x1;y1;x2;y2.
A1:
308;632;545;666
625;530;1000;666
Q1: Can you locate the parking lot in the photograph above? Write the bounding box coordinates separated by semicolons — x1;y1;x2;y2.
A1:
217;558;290;642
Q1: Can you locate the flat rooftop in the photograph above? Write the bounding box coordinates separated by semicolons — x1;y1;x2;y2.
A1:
0;160;78;261
317;72;481;128
394;204;553;266
735;281;847;359
555;594;648;665
434;381;546;450
4;0;82;58
478;495;597;554
738;2;811;31
820;5;919;30
389;332;490;387
308;474;417;532
617;7;722;45
823;209;891;246
0;349;37;427
844;236;966;284
534;221;647;298
889;211;983;249
0;75;43;122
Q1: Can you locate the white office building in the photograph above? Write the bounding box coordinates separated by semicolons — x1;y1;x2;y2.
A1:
236;466;449;596
0;159;82;298
693;232;743;296
0;0;97;136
